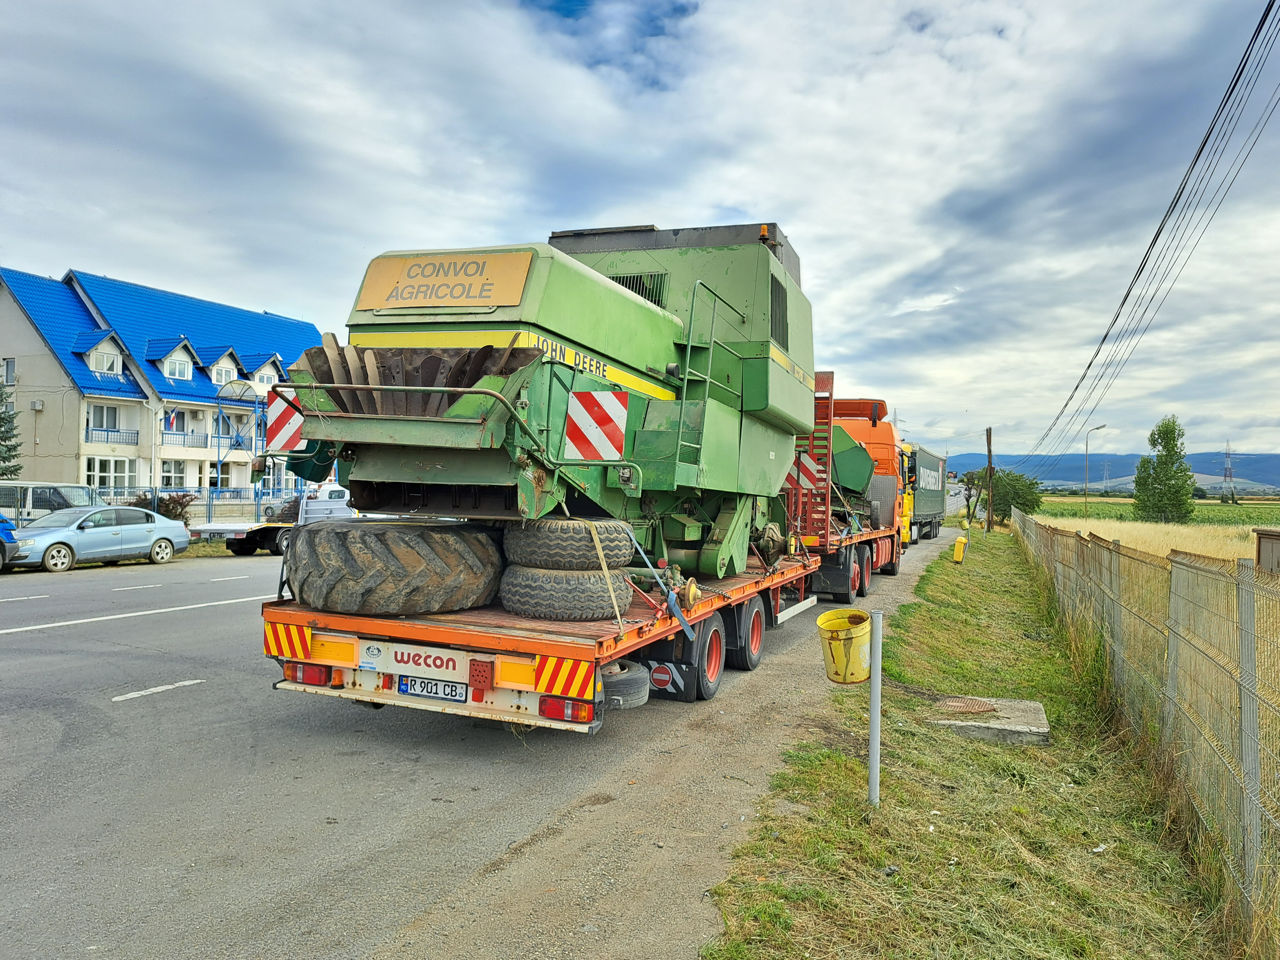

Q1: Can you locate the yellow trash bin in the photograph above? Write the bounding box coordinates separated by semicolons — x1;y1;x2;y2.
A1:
952;536;968;563
817;608;871;684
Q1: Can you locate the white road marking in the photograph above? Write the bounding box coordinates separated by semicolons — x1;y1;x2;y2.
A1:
0;595;50;603
112;584;161;592
112;679;207;702
211;576;249;582
0;595;276;636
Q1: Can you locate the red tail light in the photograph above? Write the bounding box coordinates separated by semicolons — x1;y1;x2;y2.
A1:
538;696;594;723
283;662;331;686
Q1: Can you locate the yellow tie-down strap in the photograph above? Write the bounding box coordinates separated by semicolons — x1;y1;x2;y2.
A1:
534;656;596;701
264;622;312;660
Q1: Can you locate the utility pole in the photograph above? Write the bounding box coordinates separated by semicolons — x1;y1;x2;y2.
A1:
985;427;994;534
1224;440;1237;503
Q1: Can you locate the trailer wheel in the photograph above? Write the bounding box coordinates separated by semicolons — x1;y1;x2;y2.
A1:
227;540;256;556
602;659;650;710
696;612;726;700
288;521;501;616
502;517;634;570
499;564;631;621
728;596;765;671
932;520;942;539
856;545;872;598
269;528;290;557
881;543;900;577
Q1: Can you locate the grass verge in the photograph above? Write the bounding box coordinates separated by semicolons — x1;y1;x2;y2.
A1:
704;532;1236;959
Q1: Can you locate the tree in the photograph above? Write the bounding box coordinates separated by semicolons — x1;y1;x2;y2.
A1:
985;469;1043;523
1132;414;1195;524
0;380;20;479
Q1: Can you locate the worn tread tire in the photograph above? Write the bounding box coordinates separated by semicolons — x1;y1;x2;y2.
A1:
602;659;650;710
499;564;631;621
288;521;500;616
227;540;256;556
503;518;634;570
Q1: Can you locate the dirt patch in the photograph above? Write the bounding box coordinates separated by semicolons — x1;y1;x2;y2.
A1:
370;531;960;960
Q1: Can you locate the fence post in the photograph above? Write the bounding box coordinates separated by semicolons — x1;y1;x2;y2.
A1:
1161;562;1181;754
1237;558;1261;925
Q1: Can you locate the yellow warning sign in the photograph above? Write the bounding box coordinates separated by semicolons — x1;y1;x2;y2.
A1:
356;251;533;311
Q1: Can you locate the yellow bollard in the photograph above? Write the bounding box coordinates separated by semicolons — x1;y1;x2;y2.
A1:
952;536;968;563
817;608;871;684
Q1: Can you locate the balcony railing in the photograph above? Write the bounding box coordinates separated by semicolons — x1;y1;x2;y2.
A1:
84;427;139;445
213;433;260;453
161;431;209;447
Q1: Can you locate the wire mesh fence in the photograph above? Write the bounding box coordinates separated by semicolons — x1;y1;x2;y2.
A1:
1013;507;1279;943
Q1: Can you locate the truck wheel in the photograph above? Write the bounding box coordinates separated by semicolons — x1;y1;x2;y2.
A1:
269;528;291;557
932;520;941;539
696;612;726;700
602;659;650;710
227;540;256;556
856;545;872;598
499;564;631;621
288;521;501;616
503;518;634;570
727;596;765;671
881;544;900;577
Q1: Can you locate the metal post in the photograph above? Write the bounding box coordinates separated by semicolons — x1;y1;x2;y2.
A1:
869;610;883;807
1238;559;1261;924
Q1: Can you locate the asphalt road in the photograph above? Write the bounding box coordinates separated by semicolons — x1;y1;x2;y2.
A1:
1;534;957;960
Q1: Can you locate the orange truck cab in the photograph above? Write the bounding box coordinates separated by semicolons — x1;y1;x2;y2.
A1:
831;398;905;537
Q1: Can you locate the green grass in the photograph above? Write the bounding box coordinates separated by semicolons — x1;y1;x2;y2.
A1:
703;533;1236;960
1036;499;1280;526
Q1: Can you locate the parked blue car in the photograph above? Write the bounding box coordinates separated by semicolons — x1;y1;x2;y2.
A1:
0;511;17;569
8;506;190;572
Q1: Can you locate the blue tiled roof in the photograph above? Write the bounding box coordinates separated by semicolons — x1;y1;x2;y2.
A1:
144;337;190;361
0;268;146;401
70;270;322;405
240;352;282;374
192;344;240;369
70;329;113;353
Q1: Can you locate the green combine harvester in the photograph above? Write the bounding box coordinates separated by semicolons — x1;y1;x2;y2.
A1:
284;223;816;621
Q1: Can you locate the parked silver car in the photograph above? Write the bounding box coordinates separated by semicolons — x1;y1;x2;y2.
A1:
7;506;190;572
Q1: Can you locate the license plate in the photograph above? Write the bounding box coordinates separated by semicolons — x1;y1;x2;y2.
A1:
398;676;467;702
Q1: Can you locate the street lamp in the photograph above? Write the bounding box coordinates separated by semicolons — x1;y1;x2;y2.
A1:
1085;424;1106;518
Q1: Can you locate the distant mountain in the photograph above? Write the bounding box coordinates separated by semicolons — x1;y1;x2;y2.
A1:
945;452;1280;490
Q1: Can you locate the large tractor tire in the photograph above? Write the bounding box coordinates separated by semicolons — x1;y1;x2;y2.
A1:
288;521;500;616
499;564;631;621
503;518;634;570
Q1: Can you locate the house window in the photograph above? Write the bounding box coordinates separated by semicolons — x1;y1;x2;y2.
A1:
213;413;233;437
85;457;136;490
256;371;277;385
92;351;120;374
161;460;185;487
212;366;234;385
1;357;14;384
165;357;191;380
208;461;231;488
164;409;187;432
90;404;119;430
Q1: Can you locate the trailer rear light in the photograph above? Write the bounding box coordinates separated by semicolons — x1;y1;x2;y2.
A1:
282;662;331;686
538;696;594;723
381;674;394;690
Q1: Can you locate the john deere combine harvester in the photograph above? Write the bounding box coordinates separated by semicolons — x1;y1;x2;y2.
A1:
283;223;815;621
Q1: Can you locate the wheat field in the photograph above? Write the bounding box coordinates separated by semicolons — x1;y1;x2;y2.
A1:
1033;516;1256;560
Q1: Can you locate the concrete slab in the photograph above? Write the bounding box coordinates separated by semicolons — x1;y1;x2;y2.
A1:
928;697;1050;746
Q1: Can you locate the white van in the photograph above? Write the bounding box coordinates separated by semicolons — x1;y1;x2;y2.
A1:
0;481;107;526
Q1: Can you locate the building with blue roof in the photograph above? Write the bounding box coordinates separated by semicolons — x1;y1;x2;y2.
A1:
0;266;321;491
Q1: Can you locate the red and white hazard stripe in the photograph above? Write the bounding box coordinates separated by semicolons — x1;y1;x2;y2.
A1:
563;391;628;461
787;452;822;489
266;390;306;452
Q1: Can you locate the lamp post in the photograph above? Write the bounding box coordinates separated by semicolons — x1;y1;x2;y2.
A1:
1085;424;1106;518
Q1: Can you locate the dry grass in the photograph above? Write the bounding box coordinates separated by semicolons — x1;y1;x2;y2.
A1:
1034;517;1254;561
704;534;1237;959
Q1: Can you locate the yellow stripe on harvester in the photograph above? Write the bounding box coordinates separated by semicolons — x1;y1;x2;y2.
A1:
349;329;676;401
263;622;312;660
534;656;596;701
769;344;817;391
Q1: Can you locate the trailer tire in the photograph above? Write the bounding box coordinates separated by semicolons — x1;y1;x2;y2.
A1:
696;612;726;700
856;544;872;598
602;659;650;710
503;518;634;570
881;544;900;577
227;540;256;556
499;564;631;621
728;596;766;671
269;528;290;557
288;521;501;616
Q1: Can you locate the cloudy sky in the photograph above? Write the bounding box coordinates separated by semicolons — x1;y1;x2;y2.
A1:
2;0;1277;462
